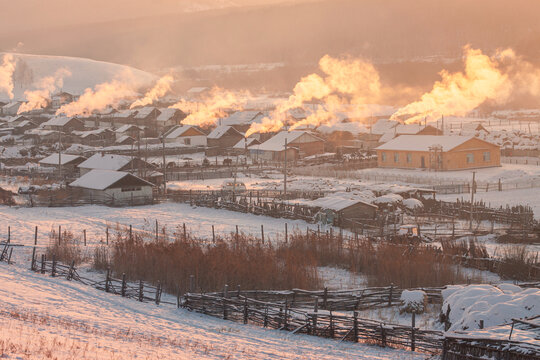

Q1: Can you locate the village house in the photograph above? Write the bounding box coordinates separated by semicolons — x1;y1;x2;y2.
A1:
133;107;161;128
378;124;442;144
1;102;22;116
207;125;245;150
41;116;84;133
12;120;38;135
50;92;74;111
218;111;265;133
78;153;155;176
308;195;378;226
164;125;207;146
23;129;60;144
375;135;501;171
156;108;186;130
249;131;325;161
115;124;145;140
39;153;87;176
115;135;135;145
69;169;154;205
72;128;115;145
232;137;261;154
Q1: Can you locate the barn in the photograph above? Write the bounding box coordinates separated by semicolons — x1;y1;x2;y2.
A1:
249;131;325;161
307;195;378;226
164;125;207;146
69;170;154;205
375;135;501;170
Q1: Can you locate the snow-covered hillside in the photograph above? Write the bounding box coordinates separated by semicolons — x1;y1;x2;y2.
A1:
0;258;423;359
2;53;156;101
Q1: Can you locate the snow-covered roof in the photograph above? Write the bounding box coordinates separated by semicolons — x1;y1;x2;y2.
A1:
69;170;153;190
41;116;78;127
252;131;323;152
116;135;134;144
134;107;158;119
233;137;259;149
207;125;242;139
111;110;134;119
78;153;132;170
72;128;111;138
115;124;143;133
165;126;204;139
394;123;424;134
370;119;399;135
375;135;475;152
220;111;263;126
156;108;180;122
39;153;85;166
309;196;377;212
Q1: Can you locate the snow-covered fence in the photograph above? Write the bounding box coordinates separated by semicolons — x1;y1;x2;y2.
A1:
182;289;445;354
443;337;540;360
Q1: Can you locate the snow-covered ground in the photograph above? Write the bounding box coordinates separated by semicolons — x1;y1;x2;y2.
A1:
0;262;425;360
0;202;324;248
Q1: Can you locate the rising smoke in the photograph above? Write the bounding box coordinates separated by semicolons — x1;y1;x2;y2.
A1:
130;74;174;109
170;87;247;127
391;46;540;124
0;54;16;100
246;55;381;136
57;75;138;117
18;68;71;114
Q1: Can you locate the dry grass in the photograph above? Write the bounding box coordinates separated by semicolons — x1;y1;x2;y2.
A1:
97;227;321;294
46;229;87;266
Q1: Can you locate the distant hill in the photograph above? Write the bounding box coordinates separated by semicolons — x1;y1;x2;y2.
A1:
2;0;539;71
1;53;156;102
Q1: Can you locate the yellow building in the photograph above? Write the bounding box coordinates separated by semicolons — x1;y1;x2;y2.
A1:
375;135;500;170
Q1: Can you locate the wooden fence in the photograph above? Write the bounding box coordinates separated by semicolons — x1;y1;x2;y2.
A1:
443;337;540;360
182;289;444;354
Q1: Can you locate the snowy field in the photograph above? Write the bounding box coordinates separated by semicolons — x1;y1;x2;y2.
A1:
0;202;323;247
0;262;425;360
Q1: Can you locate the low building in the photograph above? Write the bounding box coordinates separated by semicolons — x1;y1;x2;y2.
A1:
41;116;84;133
39;153;87;176
207;125;244;150
51;92;74;111
310;196;378;226
249;131;325;161
375;135;501;170
69;170;154;205
72;128;115;145
115;124;145;140
164;125;207;146
78;153;154;176
156;108;186;130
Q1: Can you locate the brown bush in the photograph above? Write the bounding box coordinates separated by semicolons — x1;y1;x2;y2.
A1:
46;229;86;265
498;246;539;280
98;227;320;294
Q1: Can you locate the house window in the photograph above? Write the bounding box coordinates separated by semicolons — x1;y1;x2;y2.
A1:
184;138;191;145
381;152;387;162
466;153;474;164
394;153;399;163
406;153;412;163
483;151;491;162
121;187;142;192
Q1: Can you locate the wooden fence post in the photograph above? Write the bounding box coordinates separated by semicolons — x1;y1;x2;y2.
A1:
183;223;186;240
313;296;319;335
30;247;36;271
243;298;248;324
34;226;38;245
323;287;328;309
106;227;109;245
7;248;12;264
105;268;111;292
155;281;161;305
263;306;268;328
121;273;127;297
58;225;61;245
353;311;359;343
51;255;57;277
411;312;416;351
83;229;87;246
40;254;46;274
380;324;386;347
223;284;229;320
212;225;215;243
67;260;75;280
139;280;144;302
189;275;195;293
329;310;334;338
129;225;132;241
261;225;264;244
388;284;394;306
285;223;288;243
155;220;159;242
7;226;10;244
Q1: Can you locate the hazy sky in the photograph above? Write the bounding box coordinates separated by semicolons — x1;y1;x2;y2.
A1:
0;0;313;33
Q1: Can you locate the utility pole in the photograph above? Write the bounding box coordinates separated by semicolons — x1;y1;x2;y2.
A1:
284;137;287;197
469;171;476;231
161;134;167;194
58;132;63;184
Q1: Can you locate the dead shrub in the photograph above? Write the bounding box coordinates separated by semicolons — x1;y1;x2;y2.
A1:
46;229;85;265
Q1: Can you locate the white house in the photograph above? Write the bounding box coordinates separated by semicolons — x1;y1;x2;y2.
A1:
69;170;154;205
78;153;152;176
164;125;207;146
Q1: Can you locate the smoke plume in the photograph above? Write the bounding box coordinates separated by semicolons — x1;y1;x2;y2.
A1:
170;87;246;127
246;55;381;136
57;77;137;117
391;46;540;124
0;54;16;100
18;68;72;114
130;74;174;109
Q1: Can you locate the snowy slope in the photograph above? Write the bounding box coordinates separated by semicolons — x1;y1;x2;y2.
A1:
0;260;424;359
2;53;157;101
